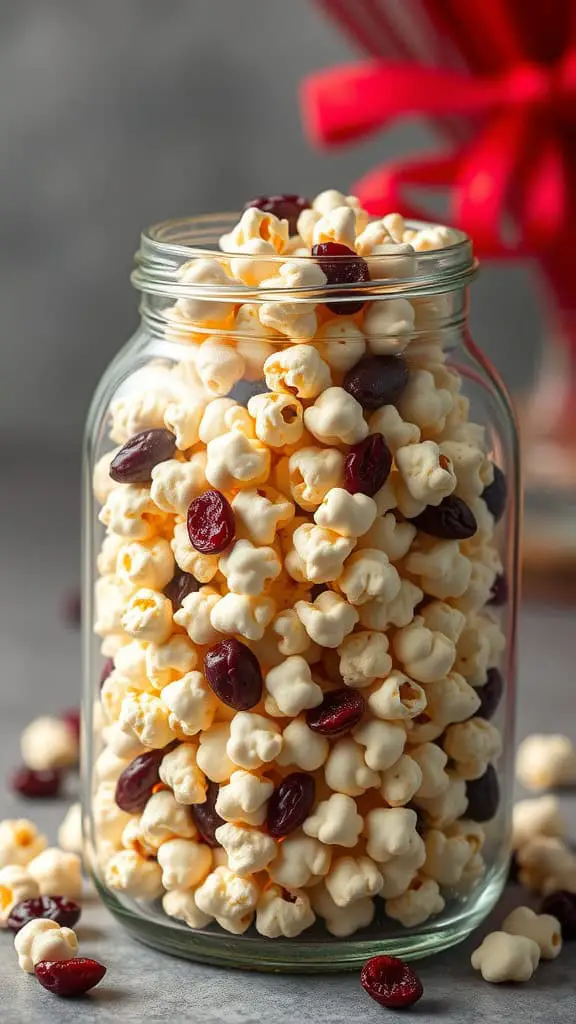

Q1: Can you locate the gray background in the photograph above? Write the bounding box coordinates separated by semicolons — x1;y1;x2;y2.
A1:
0;0;543;453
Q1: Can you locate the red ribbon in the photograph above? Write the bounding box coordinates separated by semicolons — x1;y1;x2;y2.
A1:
301;54;576;257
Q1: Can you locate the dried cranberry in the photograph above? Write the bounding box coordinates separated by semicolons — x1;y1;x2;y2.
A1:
204;638;263;711
310;583;329;601
62;708;81;743
475;667;504;720
35;958;106;997
466;764;500;822
109;428;176;484
343;355;409;410
163;570;200;610
8;896;81;933
191;781;224;847
409;495;477;540
115;748;166;813
361;955;423;1008
541;890;576;940
306;689;365;737
100;658;114;691
508;851;519;883
313;241;370;314
243;194;310;235
266;773;315;838
488;572;508;606
11;767;62;799
481;464;507;522
187;490;235;554
345;433;392;496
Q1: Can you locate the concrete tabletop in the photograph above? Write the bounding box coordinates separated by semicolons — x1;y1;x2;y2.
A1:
1;456;575;1022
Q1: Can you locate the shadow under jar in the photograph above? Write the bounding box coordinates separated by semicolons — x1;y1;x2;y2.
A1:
83;206;520;972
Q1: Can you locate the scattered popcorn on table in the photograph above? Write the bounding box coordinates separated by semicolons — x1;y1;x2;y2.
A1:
471;931;540;983
15;918;79;974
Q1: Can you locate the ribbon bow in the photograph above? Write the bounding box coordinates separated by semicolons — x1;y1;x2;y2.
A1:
302;53;576;258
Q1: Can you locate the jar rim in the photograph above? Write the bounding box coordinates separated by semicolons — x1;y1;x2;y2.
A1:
132;213;477;302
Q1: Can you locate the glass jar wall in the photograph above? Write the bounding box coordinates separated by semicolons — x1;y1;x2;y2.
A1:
82;200;519;971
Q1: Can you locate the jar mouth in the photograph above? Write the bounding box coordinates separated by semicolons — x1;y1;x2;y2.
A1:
132;213;477;303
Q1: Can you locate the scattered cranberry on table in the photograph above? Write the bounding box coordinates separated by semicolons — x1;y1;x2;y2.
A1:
312;242;370;314
109;428;176;483
191;781;225;847
11;767;62;799
360;955;423;1009
8;896;81;933
243;194;310;235
266;772;315;838
163;570;200;610
409;495;477;540
204;637;263;710
541;890;576;940
343;354;409;409
345;433;392;496
306;689;365;737
35;958;106;997
187;489;236;554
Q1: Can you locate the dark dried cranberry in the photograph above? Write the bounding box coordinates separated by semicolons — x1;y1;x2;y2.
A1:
481;465;507;522
343;355;409;409
11;767;62;799
109;428;176;484
266;772;315;838
466;765;500;822
361;955;423;1009
281;888;298;904
409;495;477;540
313;242;370;314
163;570;200;610
541;890;576;940
35;958;106;997
204;638;262;711
488;572;508;606
187;490;235;554
475;668;504;720
115;748;165;813
508;851;519;883
345;434;392;496
191;781;224;847
310;583;329;601
100;658;114;691
62;708;81;743
306;689;365;737
8;896;81;933
243;194;310;235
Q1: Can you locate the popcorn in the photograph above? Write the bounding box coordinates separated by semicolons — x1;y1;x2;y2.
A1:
230;238;282;287
454;559;499;615
121;587;173;645
269;834;332;889
215;770;273;826
255;885;315;939
247;391;304;448
234;304;276;374
28;848;83;900
380;755;423;808
210;593;276;642
512;796;565;851
101;672;133;724
114;639;149;688
99;483;163;539
157;838;213;890
139;790;196;844
516;836;576;893
443;718;502;780
196;337;245;396
365;807;420;863
292;524;355;583
198;397;254;444
219;538;281;596
226;712;283;769
304;387;369;446
325;856;383;908
439;439;492;502
272;609;312;657
161;672;217;738
231;487;294;545
20;716;78;772
103;721;145;761
109;379;178;446
58;802;83;855
315;488;377;539
264;344;331;399
214;823;276;876
415;772;469;827
264;656;323;717
353;719;407;772
453;615;492;686
471;931;540;983
324;739;381;797
315;318;366;372
338;630;392;688
385;877;445;928
358;511;416;561
502;906;562;960
93;782;132;845
288;446;345;510
397;369;453;434
121;816;160;859
311;189;368;227
171;522;219;583
393;618;456;683
174;587;221;646
162;888;213;929
151;455;207;515
295;591;359;648
145;635;198;691
197;723;236;783
164;397;206;451
220;207;289;255
175;257;234;325
276;717;329;771
357;578;423;631
159;743;207;804
368;672;427;721
194;866;259;934
379;845;427;900
93;448;121;505
205;431;270;490
116;536;174;591
366;242;416;281
310;883;375;937
105;849;164;900
423;671;481;730
312;205;357;248
419;601;466;644
97;531;124;574
363;298;415;354
0;866;39;927
410;743;450;799
422;829;473;886
303;793;363;848
516;734;576;791
15;918;79;974
119;691;175;749
258;261;327;342
395;441;456;506
94;574;135;637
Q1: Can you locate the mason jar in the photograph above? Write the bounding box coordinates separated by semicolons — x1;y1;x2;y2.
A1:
82;198;519;971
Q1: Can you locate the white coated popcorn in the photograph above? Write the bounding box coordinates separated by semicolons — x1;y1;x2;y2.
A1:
386;878;445;928
140;790;196;844
310;883;374;937
220;207;288;255
170;521;218;583
174;588;222;646
324;739;381;797
292;524;355;583
197;723;236;783
264;344;331;400
198;397;254;444
311;189;368;226
20;716;78;772
157;838;213;890
295;591;359;648
365;807;420;863
516;836;576;893
358;578;423;632
247;391;304;448
454;617;492;686
396;440;456;506
146;635;198;691
272;609;312;657
422;829;473;886
93;448;121;505
471;931;540;983
215;770;273;826
502;906;562;960
162;888;213;929
443;718;502;780
99;483;163;540
114;639;149;688
415;773;469;828
363;298;415;354
269;833;332;889
102;721;145;761
366;242;416;281
58;802;83;855
420;601;466;644
353;719;406;772
512;796;565;851
287;446;345;511
97;531;124;574
315;318;366;372
259;260;327;342
164;396;206;451
93;782;132;845
206;430;270;491
379;845;427;899
368;672;427;721
175;257;234;325
214;823;277;877
338;631;392;688
28;848;83;900
0;866;39;927
393;618;456;683
121;816;161;859
369;409;420;457
232;487;294;545
277;717;329;771
196;337;245;396
210;593;276;642
162;672;217;738
226;712;283;769
325;856;383;908
159;743;207;804
219;539;281;596
151;455;207;515
105;849;164;900
304;387;368;446
398;369;453;434
119;692;175;749
264;656;323;717
195;866;259;934
94;574;135;638
303;793;363;848
439;439;492;501
256;885;315;939
312;205;357;248
116;537;174;591
516;734;576;791
358;512;416;562
15;918;79;974
380;755;423;808
101;672;133;725
315;488;377;539
411;743;450;799
121;588;173;645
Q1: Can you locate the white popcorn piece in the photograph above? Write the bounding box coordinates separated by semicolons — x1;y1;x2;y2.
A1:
119;692;176;749
420;601;466;645
380;755;423;808
175;257;234;325
159;743;207;804
116;536;174;591
471;931;540;983
0;866;39;927
219;538;281;596
105;849;164;901
292;524;355;583
164;395;207;451
256;884;315;939
230;237;282;287
287;446;345;510
361;577;423;630
443;719;502;780
258;260;327;342
162;887;213;929
162;672;217;739
363;298;415;354
226;712;283;769
114;639;149;688
94;573;136;640
315;318;366;372
100;671;133;724
20;716;78;772
453;558;499;615
214;823;277;877
109;375;180;446
210;593;276;642
264;656;323;718
516;734;576;791
99;483;164;540
232;487;294;545
157;838;213;891
170;521;219;583
398;369;453;434
220;207;289;255
338;631;392;688
151;455;207;515
516;836;576;893
58;802;83;855
409;224;459;251
396;440;456;506
146;635;198;691
97;531;124;574
304;387;369;446
385;877;445;928
264;344;331;399
367;242;416;281
121;816;161;859
393;618;456;683
195;337;245;396
198;397;254;444
311;189;368;226
324;739;381;797
121;588;173;645
272;609;312;657
312;205;357;248
415;773;469;828
512;796;565;851
102;720;145;761
234;300;276;354
295;592;359;648
140;790;196;844
502;906;562;960
174;588;222;646
439;439;492;502
247;391;304;449
206;430;270;491
303;793;363;848
379;844;427;900
310;882;375;937
358;512;416;562
315;488;377;540
197;723;236;783
28;848;83;900
325;856;383;908
422;829;473;886
365;807;420;863
215;770;273;827
15;918;79;974
269;833;332;889
368;672;427;722
411;743;450;800
277;717;329;771
353;719;407;772
454;616;492;686
93;782;132;845
369;411;420;461
194;866;259;934
93;448;121;505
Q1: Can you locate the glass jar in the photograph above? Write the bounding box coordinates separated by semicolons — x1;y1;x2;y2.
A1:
82;209;519;972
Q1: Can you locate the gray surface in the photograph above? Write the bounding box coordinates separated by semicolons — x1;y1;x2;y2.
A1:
1;458;576;1022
